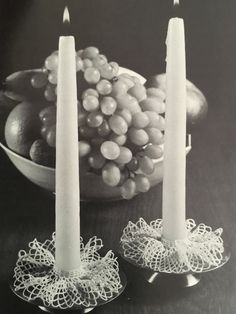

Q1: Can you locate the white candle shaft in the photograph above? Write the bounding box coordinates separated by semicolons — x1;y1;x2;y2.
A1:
162;18;187;241
55;36;81;271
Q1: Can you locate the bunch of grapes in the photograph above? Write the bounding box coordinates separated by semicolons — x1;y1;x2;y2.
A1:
30;46;166;199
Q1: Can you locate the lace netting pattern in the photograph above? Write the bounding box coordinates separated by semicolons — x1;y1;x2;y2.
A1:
121;218;224;273
13;233;122;309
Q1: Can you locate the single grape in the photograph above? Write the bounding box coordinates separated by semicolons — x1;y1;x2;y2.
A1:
128;128;149;146
46;124;56;147
116;109;132;126
144;111;161;128
111;80;128;97
102;162;121;187
96;80;112;95
134;174;151;192
146;87;166;101
39;105;56;126
44;85;57;102
140;97;165;114
76;56;83;71
109;115;128;135
145;128;164;145
88;150;106;169
82;88;99;99
93;54;108;68
116;94;141;114
144;144;163;159
79;141;91;157
100;97;117;115
115;146;132;164
41;125;50;140
118;74;135;89
79;125;97;138
100;141;120;160
97;120;111;137
127;157;139;171
120;178;136;199
78;109;87;127
99;63;114;80
82;58;93;70
87;111;103;128
109;133;127;146
31;72;48;88
109;62;119;76
132;112;149;129
84;67;101;84
45;54;58;71
77;49;84;57
82;47;99;59
138;156;154;175
128;84;146;102
83;95;99;112
48;71;57;85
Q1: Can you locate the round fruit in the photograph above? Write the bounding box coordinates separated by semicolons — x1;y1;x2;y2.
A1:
109;115;128;135
83;95;99;112
84;67;100;84
29;139;55;167
5;102;41;156
100;141;120;160
128;128;149;146
120;179;136;199
145;73;208;128
100;97;117;115
79;141;91;157
46;124;56;147
102;162;121;187
134;174;151;193
115;146;132;164
88;150;106;169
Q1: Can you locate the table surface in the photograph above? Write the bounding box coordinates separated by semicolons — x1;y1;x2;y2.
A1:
0;0;236;313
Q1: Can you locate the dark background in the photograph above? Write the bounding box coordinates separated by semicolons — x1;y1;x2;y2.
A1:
0;0;236;313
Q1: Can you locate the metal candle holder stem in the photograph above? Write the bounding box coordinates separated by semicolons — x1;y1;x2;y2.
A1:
120;218;230;287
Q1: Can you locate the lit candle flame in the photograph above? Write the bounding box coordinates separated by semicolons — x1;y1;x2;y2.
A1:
63;6;70;24
174;0;180;5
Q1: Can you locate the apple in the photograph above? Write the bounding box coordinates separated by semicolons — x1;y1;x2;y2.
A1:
145;73;208;129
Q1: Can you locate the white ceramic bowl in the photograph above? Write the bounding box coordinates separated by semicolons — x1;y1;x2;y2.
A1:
0;67;191;200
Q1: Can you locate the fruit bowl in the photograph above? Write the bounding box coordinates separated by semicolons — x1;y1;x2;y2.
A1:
0;138;191;200
0;47;199;201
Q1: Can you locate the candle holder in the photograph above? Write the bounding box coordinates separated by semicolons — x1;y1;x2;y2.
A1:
11;233;126;313
120;218;230;287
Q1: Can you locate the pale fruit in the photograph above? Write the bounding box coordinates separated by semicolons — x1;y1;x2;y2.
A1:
145;73;208;129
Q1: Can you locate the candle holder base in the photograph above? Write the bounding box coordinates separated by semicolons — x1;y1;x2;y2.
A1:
11;233;127;312
142;269;201;287
10;270;126;313
120;218;230;287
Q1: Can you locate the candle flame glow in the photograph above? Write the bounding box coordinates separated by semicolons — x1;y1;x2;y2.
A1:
63;6;70;24
174;0;180;5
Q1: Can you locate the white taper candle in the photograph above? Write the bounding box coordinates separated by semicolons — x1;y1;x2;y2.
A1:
162;11;187;241
55;14;80;272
